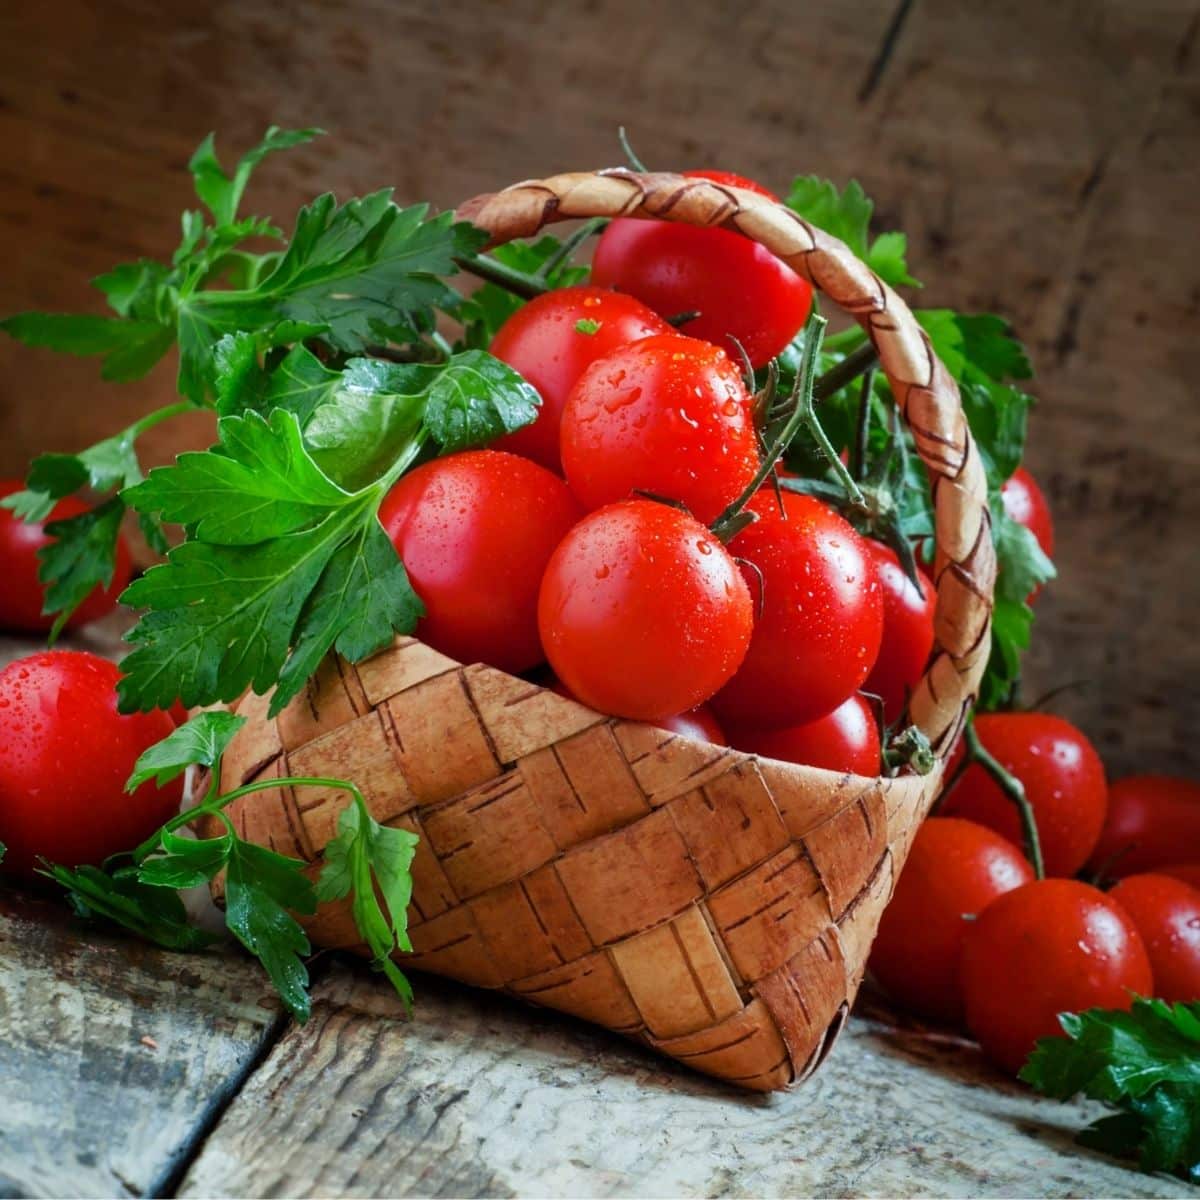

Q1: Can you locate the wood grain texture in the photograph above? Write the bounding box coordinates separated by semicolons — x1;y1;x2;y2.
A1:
0;891;281;1199
177;960;1194;1200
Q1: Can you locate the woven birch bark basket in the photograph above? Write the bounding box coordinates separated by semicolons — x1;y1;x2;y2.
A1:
203;170;996;1092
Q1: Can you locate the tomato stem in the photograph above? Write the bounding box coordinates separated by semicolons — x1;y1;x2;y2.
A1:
962;718;1046;879
709;313;829;541
850;367;876;482
455;253;550;300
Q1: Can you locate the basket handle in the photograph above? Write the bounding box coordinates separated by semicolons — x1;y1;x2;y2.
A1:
456;170;995;759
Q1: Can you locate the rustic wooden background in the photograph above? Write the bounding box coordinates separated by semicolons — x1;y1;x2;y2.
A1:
1;0;1197;775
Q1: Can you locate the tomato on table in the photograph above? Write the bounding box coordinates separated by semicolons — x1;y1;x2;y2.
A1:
960;878;1152;1074
1087;774;1200;878
941;713;1107;877
538;499;753;721
730;694;880;776
590;170;813;367
560;333;760;524
489;286;669;472
0;650;181;875
861;540;936;722
1108;874;1200;1002
379;450;582;674
870;817;1034;1024
0;481;132;633
711;490;883;730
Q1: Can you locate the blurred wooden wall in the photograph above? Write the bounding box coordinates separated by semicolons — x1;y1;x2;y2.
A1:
1;0;1197;774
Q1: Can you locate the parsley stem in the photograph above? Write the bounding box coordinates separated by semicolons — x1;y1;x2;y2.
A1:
455;253;549;300
538;218;608;279
129;400;196;438
960;718;1045;879
813;341;878;402
618;126;649;173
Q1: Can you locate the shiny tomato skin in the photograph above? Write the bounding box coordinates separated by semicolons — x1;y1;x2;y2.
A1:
590;172;813;368
560;333;760;524
0;481;132;633
490;287;669;472
731;694;880;776
870;817;1034;1024
659;705;728;746
0;650;182;875
379;450;582;674
711;491;883;729
1109;874;1200;1002
681;170;778;199
961;879;1153;1074
862;540;936;723
1087;775;1200;878
537;499;753;721
942;713;1107;877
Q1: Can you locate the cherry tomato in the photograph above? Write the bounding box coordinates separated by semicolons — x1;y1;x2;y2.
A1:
1001;466;1055;603
961;879;1152;1074
379;450;581;674
681;169;777;198
590;172;813;368
659;706;728;746
870;817;1034;1024
538;499;753;720
1158;863;1200;890
942;713;1107;877
861;540;936;723
490;286;669;472
710;491;883;729
730;694;880;775
0;650;182;875
560;333;760;524
0;481;132;633
165;700;191;726
1087;775;1200;878
1109;874;1200;1003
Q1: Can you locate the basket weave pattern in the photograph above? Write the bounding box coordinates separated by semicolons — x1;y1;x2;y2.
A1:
206;171;995;1091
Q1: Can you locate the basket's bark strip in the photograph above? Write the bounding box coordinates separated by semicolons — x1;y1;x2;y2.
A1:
211;170;992;1092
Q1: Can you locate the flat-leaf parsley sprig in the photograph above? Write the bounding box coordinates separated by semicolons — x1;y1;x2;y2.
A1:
42;712;418;1020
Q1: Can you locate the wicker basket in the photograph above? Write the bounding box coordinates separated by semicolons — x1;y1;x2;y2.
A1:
204;170;995;1092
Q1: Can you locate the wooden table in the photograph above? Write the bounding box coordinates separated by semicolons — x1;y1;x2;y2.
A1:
0;627;1190;1198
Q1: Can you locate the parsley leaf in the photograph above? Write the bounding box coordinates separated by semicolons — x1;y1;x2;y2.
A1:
317;792;419;1009
784;176;920;288
0;313;174;383
38;499;127;639
125;711;248;792
1021;999;1200;1181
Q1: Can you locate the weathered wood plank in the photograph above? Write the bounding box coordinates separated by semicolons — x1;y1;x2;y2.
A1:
0;891;282;1199
177;961;1190;1199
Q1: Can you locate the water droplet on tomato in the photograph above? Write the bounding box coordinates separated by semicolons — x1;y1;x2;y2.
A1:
594;564;610;580
696;540;712;556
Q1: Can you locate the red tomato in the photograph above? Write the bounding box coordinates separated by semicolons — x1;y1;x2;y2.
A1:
861;540;936;723
379;450;581;674
490;286;669;472
560;333;760;524
590;172;813;368
659;706;728;746
538;499;753;720
1001;466;1055;603
711;491;883;729
681;170;777;198
0;481;132;633
870;817;1034;1024
1158;863;1200;890
1087;775;1200;878
1109;874;1200;1002
165;699;191;726
961;879;1153;1074
942;713;1107;877
731;694;880;775
0;650;182;875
